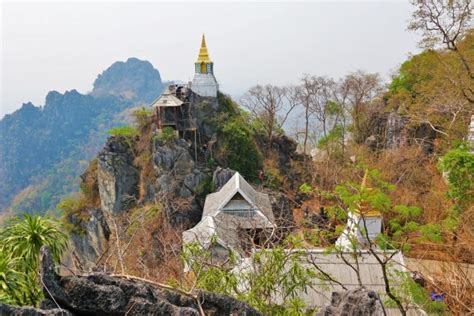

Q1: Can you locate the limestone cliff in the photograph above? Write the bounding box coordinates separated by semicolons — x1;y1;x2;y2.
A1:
66;92;300;274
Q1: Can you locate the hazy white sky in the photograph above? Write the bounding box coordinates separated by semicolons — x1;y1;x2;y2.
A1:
1;1;420;118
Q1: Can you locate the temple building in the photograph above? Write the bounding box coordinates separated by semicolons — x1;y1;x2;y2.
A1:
191;34;219;97
183;172;275;266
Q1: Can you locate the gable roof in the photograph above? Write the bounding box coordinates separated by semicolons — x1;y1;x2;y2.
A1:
151;86;184;108
202;172;275;227
182;215;244;255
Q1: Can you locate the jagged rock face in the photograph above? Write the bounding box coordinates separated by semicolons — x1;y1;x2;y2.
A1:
317;288;384;316
212;167;236;190
36;247;261;316
0;303;71;316
98;136;139;215
188;91;220;141
67;208;110;270
152;139;208;198
385;110;408;149
152;139;208;227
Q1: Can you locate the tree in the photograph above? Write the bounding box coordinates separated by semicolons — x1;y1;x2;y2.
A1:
241;85;299;150
182;236;316;315
409;0;474;102
0;215;68;269
438;142;474;215
388;40;473;145
219;117;263;181
340;71;383;144
0;214;68;305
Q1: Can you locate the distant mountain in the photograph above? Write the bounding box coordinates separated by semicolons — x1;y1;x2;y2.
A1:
0;58;164;214
91;57;163;104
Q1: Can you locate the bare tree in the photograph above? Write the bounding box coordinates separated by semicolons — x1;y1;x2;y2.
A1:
409;0;474;102
340;71;383;144
241;85;299;150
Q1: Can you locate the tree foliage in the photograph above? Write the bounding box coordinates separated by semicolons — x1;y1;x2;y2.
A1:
0;214;68;306
438;142;474;215
182;236;315;315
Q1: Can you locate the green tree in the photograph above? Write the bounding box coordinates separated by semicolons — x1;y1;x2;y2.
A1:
182;236;315;315
438;143;474;216
0;214;68;306
219;117;263;181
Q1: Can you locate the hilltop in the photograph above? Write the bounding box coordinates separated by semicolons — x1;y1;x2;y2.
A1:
0;58;165;215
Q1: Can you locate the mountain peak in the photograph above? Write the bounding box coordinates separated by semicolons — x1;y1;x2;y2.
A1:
91;57;164;104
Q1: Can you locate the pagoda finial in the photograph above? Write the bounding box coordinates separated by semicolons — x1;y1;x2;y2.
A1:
196;33;211;63
361;169;369;188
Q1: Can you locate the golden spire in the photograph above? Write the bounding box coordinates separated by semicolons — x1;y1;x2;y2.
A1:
354;169;382;217
196;34;212;63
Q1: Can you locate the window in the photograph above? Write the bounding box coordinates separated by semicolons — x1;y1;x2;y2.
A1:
223;209;256;218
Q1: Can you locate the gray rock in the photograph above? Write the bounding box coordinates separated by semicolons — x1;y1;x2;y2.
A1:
180;169;207;198
212;167;236;190
317;288;384;316
97;136;139;215
0;303;71;316
67;207;110;270
385;110;408;149
39;246;260;316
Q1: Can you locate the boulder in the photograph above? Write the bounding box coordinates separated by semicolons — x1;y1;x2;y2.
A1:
38;247;260;316
212;167;236;190
317;288;384;316
0;303;71;316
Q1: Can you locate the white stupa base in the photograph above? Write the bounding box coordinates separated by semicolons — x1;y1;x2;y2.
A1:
191;73;218;97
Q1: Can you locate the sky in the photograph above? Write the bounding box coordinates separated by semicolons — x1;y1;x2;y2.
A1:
0;1;421;118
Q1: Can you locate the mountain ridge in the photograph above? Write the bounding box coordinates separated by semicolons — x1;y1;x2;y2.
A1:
0;57;165;215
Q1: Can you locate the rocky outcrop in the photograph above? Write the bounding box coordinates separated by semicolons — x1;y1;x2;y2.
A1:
98;136;139;215
67;207;110;270
36;247;261;316
212;167;236;190
0;303;71;316
385;110;408;149
317;288;384;316
149;139;209;227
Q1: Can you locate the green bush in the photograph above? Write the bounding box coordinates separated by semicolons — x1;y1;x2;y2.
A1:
133;107;154;129
155;127;176;144
108;126;139;138
438;142;474;215
0;214;68;306
220;117;263;181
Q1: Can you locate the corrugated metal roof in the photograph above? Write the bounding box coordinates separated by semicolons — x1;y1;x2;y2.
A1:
151;86;184;108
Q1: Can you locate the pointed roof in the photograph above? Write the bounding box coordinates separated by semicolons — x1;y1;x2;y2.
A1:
151;86;184;108
196;34;212;64
202;172;275;227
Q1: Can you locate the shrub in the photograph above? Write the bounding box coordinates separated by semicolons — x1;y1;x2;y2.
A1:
0;215;68;306
219;117;263;181
133;107;154;130
438;142;474;215
155;127;176;144
108;126;139;138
